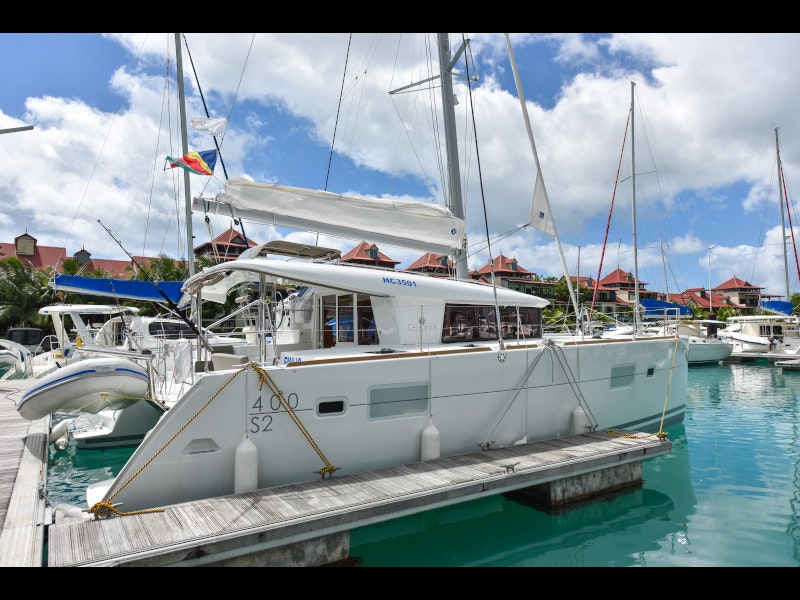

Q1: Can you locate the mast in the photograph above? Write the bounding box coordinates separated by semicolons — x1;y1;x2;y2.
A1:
631;81;640;333
437;33;468;281
776;127;790;300
504;33;579;321
175;33;195;280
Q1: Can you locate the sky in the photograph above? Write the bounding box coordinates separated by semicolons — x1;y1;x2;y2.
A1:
1;33;800;302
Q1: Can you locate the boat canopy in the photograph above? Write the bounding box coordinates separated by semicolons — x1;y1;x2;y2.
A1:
51;274;184;304
640;299;692;319
759;299;794;315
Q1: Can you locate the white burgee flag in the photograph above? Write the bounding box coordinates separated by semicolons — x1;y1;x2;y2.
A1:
191;117;228;138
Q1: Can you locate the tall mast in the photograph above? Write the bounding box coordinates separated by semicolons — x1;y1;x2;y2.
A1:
776;127;789;300
631;81;640;332
437;33;468;281
175;33;195;280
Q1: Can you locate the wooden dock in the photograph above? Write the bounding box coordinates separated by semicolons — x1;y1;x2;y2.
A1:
0;378;48;567
723;351;800;364
1;377;672;567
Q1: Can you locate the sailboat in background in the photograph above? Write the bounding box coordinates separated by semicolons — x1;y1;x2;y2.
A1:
719;127;800;356
760;127;797;315
24;33;688;516
591;83;730;365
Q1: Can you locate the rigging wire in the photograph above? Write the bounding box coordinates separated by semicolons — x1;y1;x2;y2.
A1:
49;35;152;277
185;33;255;257
459;33;508;350
316;33;352;246
590;110;630;321
324;34;352;192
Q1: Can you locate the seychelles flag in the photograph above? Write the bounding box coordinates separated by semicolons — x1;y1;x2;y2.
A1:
166;149;217;176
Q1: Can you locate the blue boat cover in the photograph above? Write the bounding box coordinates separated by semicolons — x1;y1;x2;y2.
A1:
640;299;692;319
760;299;794;315
51;274;184;304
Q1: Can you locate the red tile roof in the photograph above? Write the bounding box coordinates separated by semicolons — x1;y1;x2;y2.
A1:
341;241;399;266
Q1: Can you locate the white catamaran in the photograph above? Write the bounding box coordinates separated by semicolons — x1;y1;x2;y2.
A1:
78;34;688;515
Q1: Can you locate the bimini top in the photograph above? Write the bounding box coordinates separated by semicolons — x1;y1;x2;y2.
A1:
181;258;550;309
50;275;184;305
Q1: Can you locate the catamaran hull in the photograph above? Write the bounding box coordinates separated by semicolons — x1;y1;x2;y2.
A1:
18;357;149;421
64;401;166;450
88;337;687;512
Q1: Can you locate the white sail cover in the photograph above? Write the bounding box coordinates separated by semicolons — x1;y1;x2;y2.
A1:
194;178;466;255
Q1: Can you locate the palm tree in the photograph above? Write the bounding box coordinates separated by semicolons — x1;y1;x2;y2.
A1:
0;257;57;333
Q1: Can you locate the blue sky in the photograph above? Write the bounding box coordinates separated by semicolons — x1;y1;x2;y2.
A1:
1;33;799;301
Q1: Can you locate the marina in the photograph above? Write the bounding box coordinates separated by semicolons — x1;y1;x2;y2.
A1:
0;376;669;567
2;33;800;568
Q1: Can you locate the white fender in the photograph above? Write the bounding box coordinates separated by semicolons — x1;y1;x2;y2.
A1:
421;415;440;460
234;434;258;493
49;418;75;443
572;407;591;435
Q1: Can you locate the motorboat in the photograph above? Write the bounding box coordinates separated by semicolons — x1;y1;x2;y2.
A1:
49;400;165;451
719;314;800;355
17;302;261;450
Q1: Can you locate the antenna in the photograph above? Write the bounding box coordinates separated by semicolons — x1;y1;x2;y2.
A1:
98;220;212;351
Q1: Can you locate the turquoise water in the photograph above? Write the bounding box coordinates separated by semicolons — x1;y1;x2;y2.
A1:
46;362;800;566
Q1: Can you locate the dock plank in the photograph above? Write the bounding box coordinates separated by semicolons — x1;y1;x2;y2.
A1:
47;429;670;567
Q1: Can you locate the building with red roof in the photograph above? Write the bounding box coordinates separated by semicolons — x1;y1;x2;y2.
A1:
405;252;454;277
340;241;400;269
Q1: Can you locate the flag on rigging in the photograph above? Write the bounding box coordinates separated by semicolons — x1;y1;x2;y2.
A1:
191;117;228;138
166;149;217;176
527;169;556;237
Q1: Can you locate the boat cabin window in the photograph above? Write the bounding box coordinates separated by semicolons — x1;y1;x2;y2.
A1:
760;324;783;340
320;293;378;348
148;320;197;340
368;383;429;420
6;327;44;348
442;305;542;343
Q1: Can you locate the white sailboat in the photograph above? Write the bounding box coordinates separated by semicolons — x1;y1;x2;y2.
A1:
79;34;687;515
719;127;800;356
594;83;731;365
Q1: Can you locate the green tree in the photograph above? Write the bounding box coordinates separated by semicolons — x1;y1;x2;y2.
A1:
791;292;800;314
553;278;593;306
130;254;189;282
0;257;57;333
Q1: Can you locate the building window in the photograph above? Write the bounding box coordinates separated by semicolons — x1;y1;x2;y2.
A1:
75;249;91;266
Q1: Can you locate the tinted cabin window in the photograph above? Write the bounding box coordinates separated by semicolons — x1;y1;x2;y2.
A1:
442;305;542;343
149;321;196;339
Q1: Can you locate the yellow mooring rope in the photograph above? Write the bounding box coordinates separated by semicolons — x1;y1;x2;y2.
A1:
252;364;338;477
88;366;246;519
